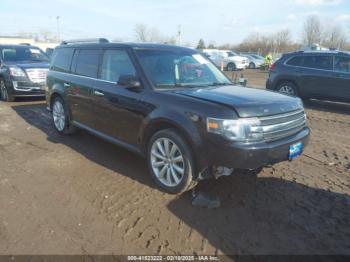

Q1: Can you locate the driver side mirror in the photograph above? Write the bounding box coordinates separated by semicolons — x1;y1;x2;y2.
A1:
117;75;142;90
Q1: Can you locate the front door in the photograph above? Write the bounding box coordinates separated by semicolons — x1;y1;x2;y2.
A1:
89;48;145;146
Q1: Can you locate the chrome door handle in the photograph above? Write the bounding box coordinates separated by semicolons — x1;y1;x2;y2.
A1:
93;90;104;96
63;83;71;88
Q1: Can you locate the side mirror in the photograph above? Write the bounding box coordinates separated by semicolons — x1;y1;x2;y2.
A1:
117;75;141;90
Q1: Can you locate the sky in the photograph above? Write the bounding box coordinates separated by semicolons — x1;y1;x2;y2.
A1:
0;0;349;46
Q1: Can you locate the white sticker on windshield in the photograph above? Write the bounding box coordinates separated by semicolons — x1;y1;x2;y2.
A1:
30;49;40;54
192;54;209;64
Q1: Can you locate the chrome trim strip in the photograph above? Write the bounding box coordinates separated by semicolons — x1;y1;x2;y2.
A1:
259;109;304;121
262;116;306;133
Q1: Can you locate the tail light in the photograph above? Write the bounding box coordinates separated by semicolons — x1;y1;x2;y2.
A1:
269;63;276;72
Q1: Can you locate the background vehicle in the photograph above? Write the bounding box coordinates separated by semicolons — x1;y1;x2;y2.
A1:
266;50;350;102
0;44;49;101
240;54;264;69
47;39;309;194
202;49;248;71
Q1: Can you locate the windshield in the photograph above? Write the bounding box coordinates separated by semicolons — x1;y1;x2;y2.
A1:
1;47;49;62
251;54;264;60
136;49;231;88
226;51;237;57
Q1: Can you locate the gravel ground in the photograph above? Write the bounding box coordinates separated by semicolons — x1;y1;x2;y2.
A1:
0;69;349;255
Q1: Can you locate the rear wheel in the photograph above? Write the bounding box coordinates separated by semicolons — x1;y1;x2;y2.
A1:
0;79;15;102
147;129;197;194
227;63;236;71
277;82;298;96
52;96;77;135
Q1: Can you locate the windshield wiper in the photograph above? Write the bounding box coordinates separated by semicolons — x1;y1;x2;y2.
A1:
208;82;232;86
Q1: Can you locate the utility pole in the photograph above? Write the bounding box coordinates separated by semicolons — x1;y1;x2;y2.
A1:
177;25;182;46
56;16;60;42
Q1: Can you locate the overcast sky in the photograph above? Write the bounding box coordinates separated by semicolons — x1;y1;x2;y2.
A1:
1;0;349;46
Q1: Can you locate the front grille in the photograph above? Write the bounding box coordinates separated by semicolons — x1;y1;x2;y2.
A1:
259;109;307;142
25;69;48;84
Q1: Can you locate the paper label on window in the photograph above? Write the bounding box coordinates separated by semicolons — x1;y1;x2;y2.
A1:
193;54;209;64
30;49;41;54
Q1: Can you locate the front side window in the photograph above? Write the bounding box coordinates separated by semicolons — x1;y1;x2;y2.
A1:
2;47;49;62
302;55;332;70
100;49;136;82
75;49;100;78
334;56;350;73
135;49;231;88
50;48;74;73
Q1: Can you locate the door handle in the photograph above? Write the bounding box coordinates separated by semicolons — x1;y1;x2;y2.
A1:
63;83;71;88
93;90;104;96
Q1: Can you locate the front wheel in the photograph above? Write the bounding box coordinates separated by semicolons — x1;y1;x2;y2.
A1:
147;129;197;194
0;79;15;102
226;63;236;71
249;62;256;69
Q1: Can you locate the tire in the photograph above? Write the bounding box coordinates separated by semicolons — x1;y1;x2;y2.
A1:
226;63;236;71
51;96;77;135
249;62;256;69
0;79;15;102
147;128;197;194
276;81;298;96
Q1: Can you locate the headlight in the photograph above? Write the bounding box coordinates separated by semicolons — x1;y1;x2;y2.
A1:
9;66;26;77
207;117;263;142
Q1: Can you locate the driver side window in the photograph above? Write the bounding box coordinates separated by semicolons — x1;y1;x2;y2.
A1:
100;49;136;82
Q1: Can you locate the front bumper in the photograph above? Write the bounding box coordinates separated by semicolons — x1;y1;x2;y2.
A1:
7;80;46;97
204;127;310;170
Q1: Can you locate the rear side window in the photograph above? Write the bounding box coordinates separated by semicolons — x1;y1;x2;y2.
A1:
50;48;74;73
286;56;303;66
75;49;100;78
302;55;332;70
100;49;136;82
334;56;350;73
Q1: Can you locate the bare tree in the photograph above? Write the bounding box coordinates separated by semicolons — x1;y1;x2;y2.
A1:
322;25;348;50
135;24;148;42
303;15;322;46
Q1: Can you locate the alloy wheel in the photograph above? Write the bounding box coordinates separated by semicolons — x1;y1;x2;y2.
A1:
52;100;66;132
278;85;295;95
150;137;185;187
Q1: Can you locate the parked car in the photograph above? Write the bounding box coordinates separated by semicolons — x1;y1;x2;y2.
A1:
0;44;49;101
202;49;248;71
240;54;264;69
47;39;310;194
266;50;350;103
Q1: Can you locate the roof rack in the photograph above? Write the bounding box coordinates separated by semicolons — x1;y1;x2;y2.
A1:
60;38;109;45
19;43;31;46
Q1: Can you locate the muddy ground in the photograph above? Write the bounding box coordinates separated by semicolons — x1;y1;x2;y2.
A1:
0;69;349;255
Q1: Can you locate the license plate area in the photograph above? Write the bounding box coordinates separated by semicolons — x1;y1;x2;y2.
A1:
289;142;302;159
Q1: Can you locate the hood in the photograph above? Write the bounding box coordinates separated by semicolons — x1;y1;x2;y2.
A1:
174;85;303;117
5;61;49;69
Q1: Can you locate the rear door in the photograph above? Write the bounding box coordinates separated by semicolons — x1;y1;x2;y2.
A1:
300;54;334;98
333;55;350;101
66;48;102;127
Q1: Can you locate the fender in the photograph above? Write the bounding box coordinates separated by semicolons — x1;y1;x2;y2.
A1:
139;108;208;172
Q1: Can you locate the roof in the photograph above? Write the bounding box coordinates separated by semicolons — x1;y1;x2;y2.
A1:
0;44;40;48
284;50;350;56
57;42;196;52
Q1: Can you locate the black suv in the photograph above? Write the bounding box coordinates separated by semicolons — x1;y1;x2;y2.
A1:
0;44;50;101
266;50;350;102
47;39;310;193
